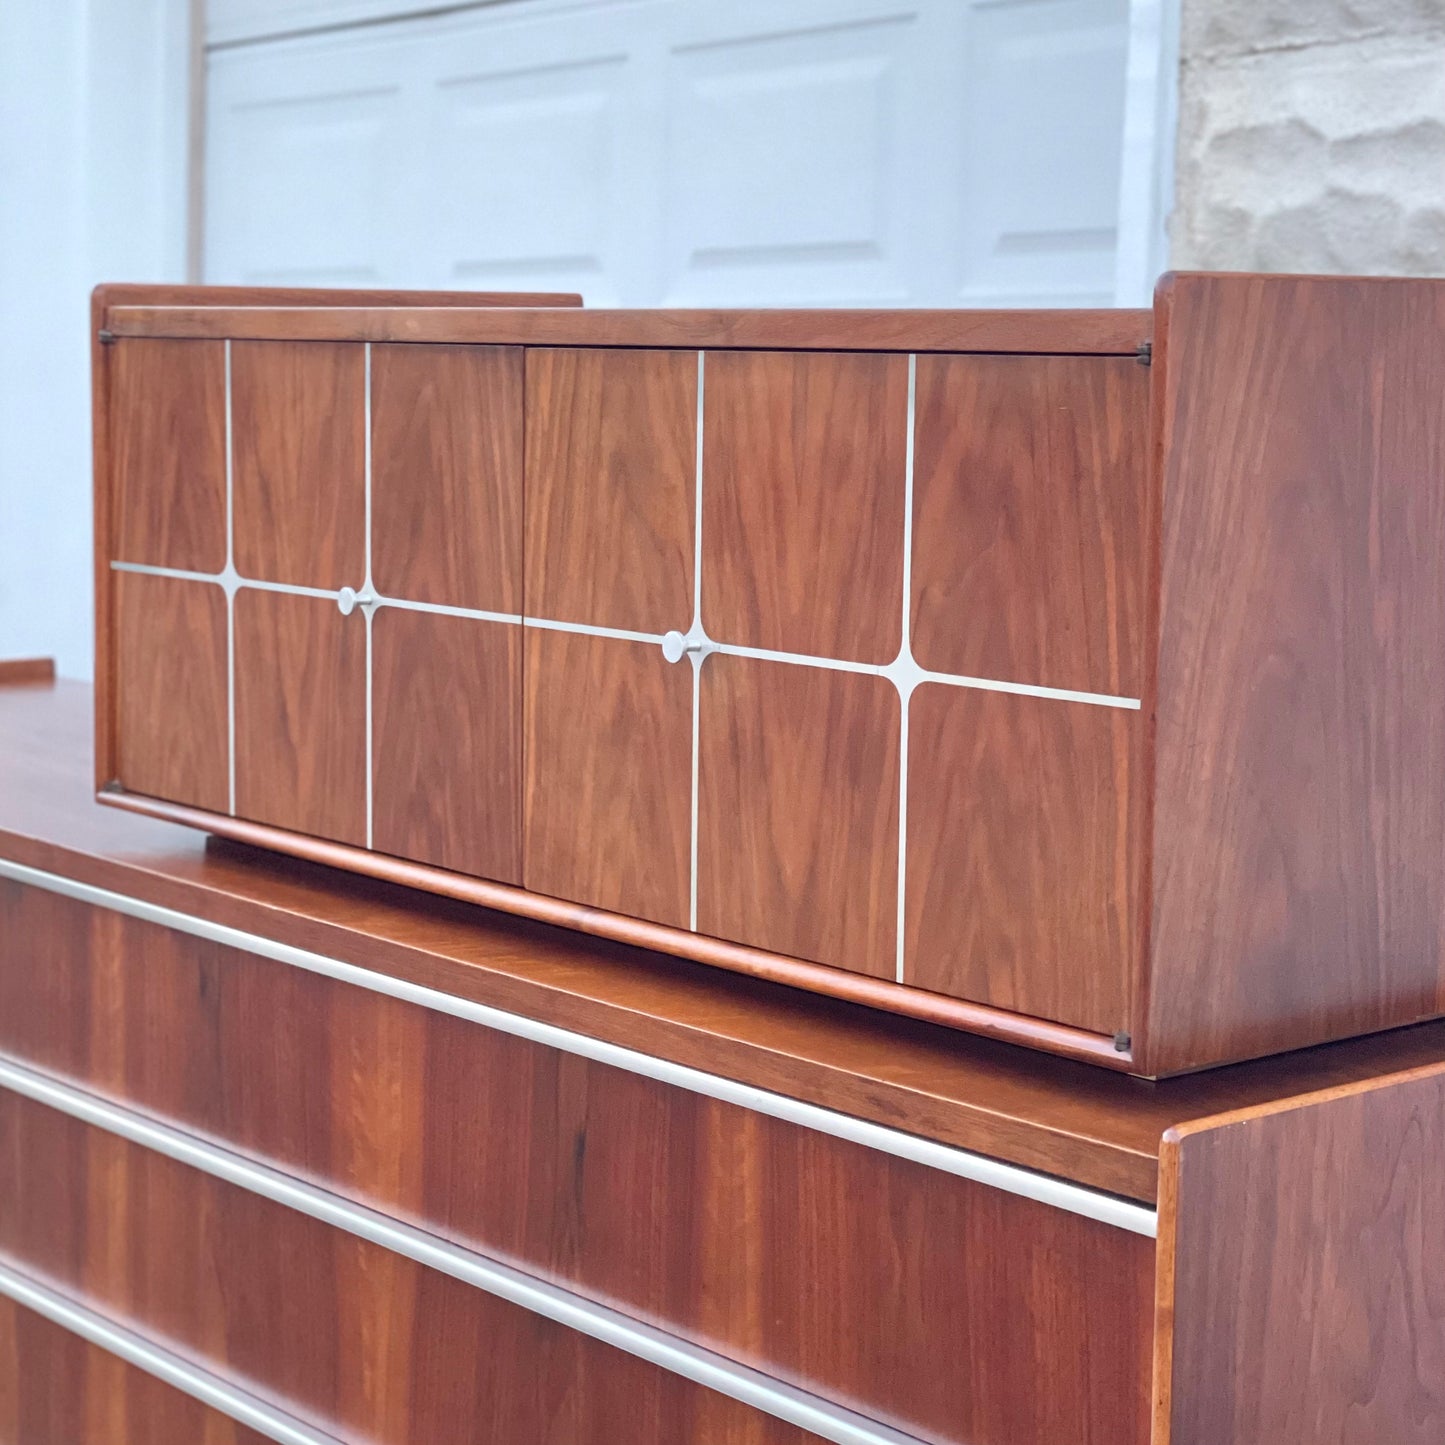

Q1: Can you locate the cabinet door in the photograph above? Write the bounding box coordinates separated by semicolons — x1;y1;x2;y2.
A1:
693;350;907;975
110;338;228;573
371;343;522;612
369;342;527;883
372;608;522;883
701;350;908;664
903;684;1138;1036
696;654;900;977
521;349;698;925
228;340;368;846
113;572;229;812
233;588;367;846
523;629;692;927
232;340;366;591
903;354;1146;1033
910;354;1146;697
524;347;696;632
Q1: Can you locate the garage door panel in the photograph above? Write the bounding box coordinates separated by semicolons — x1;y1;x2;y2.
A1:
205;0;1133;308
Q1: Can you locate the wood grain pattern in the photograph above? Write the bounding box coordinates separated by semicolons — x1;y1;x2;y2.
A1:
0;1091;828;1445
91;289;117;791
18;679;1445;1197
0;658;56;686
100;791;1132;1068
701;351;908;663
1155;1062;1445;1444
0;1295;273;1445
1146;273;1445;1074
370;343;522;612
94;281;583;312
905;684;1138;1037
0;887;1155;1445
910;354;1147;696
523;629;692;928
698;655;899;978
109;338;228;574
234;588;365;846
371;608;521;883
103;302;1154;355
524;348;696;633
231;340;365;590
0;845;1170;1215
113;573;228;812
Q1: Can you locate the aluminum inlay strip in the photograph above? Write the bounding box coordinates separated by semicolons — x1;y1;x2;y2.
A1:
0;857;1157;1236
223;339;237;817
107;560;1141;711
0;1256;341;1445
363;341;374;852
895;355;918;985
0;1055;928;1445
688;349;707;933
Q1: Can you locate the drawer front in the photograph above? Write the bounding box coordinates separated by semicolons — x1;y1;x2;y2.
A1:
99;332;1147;1065
0;1090;821;1445
0;1290;272;1445
0;878;1155;1445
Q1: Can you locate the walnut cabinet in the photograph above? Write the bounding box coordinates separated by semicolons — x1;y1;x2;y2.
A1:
93;276;1445;1076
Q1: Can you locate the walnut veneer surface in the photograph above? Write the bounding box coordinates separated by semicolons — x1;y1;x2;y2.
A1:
6;672;1445;1444
10;675;1445;1205
93;276;1445;1076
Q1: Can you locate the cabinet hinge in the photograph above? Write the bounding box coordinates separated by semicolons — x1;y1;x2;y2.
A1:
1135;341;1152;367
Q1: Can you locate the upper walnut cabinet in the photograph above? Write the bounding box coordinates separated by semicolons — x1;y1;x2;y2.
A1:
95;277;1445;1078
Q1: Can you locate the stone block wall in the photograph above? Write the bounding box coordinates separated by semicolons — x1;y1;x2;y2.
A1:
1173;0;1445;273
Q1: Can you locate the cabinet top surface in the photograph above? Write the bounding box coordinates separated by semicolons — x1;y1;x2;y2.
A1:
6;673;1445;1205
95;284;1152;354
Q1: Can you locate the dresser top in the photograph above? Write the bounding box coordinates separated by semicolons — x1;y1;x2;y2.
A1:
5;668;1444;1204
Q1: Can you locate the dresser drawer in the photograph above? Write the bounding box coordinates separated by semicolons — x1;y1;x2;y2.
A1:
0;1089;831;1445
0;877;1155;1445
0;1289;272;1445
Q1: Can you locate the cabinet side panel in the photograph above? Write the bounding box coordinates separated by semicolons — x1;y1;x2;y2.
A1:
91;294;115;790
1156;1064;1445;1445
1149;275;1445;1072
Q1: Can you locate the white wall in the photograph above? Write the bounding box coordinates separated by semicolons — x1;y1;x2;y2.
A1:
0;0;190;680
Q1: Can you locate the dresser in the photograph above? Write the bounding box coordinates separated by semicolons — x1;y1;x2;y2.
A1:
3;666;1444;1444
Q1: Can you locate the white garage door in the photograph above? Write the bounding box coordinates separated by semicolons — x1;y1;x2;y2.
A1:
205;0;1168;307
